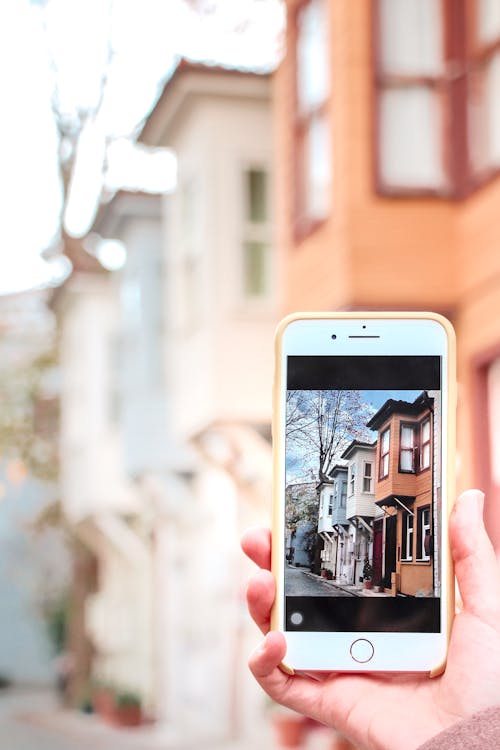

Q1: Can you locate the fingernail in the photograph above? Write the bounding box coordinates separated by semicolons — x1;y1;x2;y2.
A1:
458;489;485;525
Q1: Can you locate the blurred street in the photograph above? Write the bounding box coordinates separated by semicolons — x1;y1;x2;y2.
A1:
285;566;354;597
0;689;85;750
0;688;276;750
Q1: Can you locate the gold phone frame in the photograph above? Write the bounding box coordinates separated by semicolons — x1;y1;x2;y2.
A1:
271;311;456;676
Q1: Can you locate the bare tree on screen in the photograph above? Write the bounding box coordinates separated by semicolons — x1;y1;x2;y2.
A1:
286;390;373;482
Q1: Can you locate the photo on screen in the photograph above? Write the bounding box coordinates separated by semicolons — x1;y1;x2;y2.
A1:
284;355;442;632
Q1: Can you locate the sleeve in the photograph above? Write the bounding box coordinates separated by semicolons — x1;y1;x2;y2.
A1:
417;706;500;750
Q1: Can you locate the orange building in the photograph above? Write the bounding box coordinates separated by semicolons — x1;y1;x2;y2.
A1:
276;0;500;548
368;393;437;597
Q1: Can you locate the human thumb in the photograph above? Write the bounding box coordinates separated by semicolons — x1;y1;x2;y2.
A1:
450;489;500;627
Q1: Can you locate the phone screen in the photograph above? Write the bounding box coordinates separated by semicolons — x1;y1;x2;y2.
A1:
284;354;442;634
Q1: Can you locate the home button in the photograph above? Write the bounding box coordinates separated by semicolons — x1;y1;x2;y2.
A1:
350;638;374;663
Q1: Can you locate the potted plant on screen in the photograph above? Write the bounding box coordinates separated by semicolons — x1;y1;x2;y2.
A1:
362;557;373;590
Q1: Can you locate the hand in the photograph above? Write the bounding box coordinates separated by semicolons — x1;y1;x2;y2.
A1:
241;490;500;750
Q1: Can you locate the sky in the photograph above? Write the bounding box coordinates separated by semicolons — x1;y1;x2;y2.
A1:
0;0;284;295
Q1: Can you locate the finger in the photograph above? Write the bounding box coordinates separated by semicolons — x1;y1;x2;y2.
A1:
249;631;325;719
247;569;275;634
450;489;500;626
241;526;271;570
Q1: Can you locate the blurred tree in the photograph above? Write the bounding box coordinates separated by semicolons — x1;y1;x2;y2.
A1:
0;343;59;483
32;0;283;252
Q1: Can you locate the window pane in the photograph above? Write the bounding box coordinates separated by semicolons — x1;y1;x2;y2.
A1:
382;429;390;451
247;169;268;223
422;443;431;469
244;241;269;297
382;454;389;476
379;0;444;76
401;449;413;471
297;0;328;113
380;86;445;189
422;419;430;442
401;425;415;448
304;113;331;220
478;0;500;46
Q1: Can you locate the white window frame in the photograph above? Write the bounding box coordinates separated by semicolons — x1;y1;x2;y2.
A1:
417;505;431;561
380;428;390;478
362;461;373;493
349;463;356;496
401;511;414;561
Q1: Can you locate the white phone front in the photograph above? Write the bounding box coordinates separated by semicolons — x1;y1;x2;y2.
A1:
272;312;456;674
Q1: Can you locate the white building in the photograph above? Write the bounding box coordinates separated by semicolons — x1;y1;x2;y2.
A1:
51;237;155;708
136;60;276;743
51;60;276;742
317;465;348;580
139;60;275;440
341;441;381;586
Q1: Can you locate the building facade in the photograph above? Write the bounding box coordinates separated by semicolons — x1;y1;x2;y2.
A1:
133;61;276;743
286;481;318;568
276;0;500;550
368;392;439;597
341;441;380;586
317;465;348;579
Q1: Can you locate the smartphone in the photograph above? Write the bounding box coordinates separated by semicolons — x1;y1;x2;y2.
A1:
271;312;456;674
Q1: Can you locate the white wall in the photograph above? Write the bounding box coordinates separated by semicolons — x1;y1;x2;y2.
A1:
163;79;276;440
59;275;138;521
346;448;377;520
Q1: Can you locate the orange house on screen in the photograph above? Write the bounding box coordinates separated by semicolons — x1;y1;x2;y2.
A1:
276;0;500;549
367;392;438;597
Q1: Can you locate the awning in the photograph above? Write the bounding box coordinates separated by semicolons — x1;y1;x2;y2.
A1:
375;494;415;511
